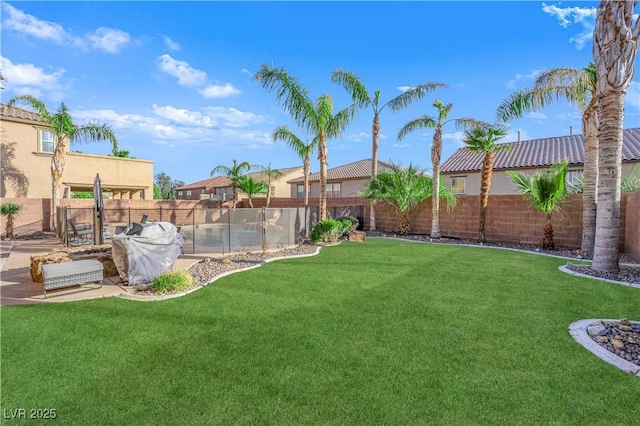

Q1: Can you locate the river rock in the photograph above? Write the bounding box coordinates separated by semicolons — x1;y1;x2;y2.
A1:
587;325;607;336
611;339;626;350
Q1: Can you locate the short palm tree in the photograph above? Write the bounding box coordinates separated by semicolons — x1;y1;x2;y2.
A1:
397;100;478;238
255;65;356;220
272;126;315;207
211;159;254;208
462;124;509;243
496;64;598;252
361;163;456;235
1;202;23;240
256;163;285;207
236;176;268;208
508;161;569;250
7;95;118;229
331;68;446;230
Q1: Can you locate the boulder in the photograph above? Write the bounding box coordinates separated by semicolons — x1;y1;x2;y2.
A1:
348;231;366;242
30;244;116;283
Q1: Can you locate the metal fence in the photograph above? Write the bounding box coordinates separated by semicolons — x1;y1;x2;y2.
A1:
57;205;310;254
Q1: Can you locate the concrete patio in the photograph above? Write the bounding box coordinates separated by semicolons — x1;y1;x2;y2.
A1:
0;237;208;306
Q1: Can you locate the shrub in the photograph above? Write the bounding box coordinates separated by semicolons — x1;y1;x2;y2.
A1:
151;270;195;294
335;215;359;232
1;202;23;239
311;219;351;243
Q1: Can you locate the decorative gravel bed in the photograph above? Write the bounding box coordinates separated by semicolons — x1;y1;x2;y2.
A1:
134;244;320;296
587;319;640;367
366;231;640;285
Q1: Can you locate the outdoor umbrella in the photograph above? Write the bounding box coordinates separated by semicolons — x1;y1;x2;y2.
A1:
93;173;105;244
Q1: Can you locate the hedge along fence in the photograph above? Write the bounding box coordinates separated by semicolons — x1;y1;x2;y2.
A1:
374;193;636;252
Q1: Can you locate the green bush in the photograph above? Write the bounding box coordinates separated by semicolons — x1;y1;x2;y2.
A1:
151;270;195;294
335;215;359;232
311;219;351;243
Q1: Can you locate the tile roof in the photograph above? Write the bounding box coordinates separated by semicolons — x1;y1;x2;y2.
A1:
441;128;640;173
0;103;47;124
247;166;303;181
288;159;394;184
176;176;230;191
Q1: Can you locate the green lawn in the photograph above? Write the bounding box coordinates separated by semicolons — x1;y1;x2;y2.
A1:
2;239;639;424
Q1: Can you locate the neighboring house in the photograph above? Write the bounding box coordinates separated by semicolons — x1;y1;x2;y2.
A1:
441;128;640;195
0;103;154;199
287;159;393;198
176;166;304;201
175;176;232;201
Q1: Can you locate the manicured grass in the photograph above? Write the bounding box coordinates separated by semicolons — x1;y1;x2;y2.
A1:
2;238;639;424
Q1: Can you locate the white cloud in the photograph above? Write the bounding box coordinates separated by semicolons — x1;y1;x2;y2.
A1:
542;3;596;50
380;133;389;140
397;86;414;92
506;69;544;89
203;106;265;128
1;3;73;44
199;83;241;98
626;81;640;109
157;54;207;87
526;111;548;120
87;28;131;53
344;131;370;142
443;131;466;148
0;56;65;88
152;105;214;127
241;68;253;76
161;35;180;51
393;143;410;148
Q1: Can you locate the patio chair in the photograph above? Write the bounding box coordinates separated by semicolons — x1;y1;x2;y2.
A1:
67;219;93;243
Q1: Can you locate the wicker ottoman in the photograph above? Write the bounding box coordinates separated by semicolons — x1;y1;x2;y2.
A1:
41;259;104;298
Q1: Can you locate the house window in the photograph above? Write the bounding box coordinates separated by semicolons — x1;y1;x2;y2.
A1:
297;185;305;198
186;190;191;197
40;129;55;153
201;189;205;194
326;182;341;198
450;176;466;194
270;186;276;197
177;191;183;197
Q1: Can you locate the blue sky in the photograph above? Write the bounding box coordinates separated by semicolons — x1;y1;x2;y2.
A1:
2;1;639;185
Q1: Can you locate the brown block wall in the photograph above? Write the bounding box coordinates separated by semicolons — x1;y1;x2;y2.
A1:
623;191;640;261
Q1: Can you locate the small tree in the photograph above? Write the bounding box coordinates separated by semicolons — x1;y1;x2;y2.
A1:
508;161;568;250
256;163;285;207
361;163;456;235
211;159;254;208
1;202;23;240
272;126;315;207
237;176;268;208
154;173;184;200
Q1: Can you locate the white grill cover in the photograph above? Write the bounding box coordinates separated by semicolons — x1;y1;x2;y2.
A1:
111;222;184;285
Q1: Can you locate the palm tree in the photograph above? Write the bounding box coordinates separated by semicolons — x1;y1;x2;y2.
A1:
331;69;446;230
272;126;315;207
236;176;268;208
255;65;355;220
462;124;509;243
565;164;640;194
7;95;117;229
1;142;29;197
1;202;23;240
591;0;639;272
397;100;478;238
211;159;253;208
508;161;569;250
256;163;285;207
496;65;598;252
361;163;456;235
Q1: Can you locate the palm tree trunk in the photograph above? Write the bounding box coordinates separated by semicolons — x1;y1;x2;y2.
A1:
266;178;272;208
543;218;555;250
431;124;443;238
50;138;66;231
478;152;494;242
369;114;380;231
591;0;638;272
396;214;410;235
591;92;624;272
248;197;254;208
319;132;328;221
581;105;599;252
303;154;310;208
6;216;14;239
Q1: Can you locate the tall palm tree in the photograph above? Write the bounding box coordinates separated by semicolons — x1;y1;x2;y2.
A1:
7;95;117;229
462;124;509;243
1;142;29;197
508;161;569;250
397;100;478;238
272;125;315;207
236;176;268;208
591;0;639;272
362;163;456;235
255;65;356;220
256;163;285;207
211;159;253;208
331;69;446;230
496;65;598;252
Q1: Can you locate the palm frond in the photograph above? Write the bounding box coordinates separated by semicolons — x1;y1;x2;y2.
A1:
508;161;568;218
330;69;371;108
386;82;447;112
463;124;508;153
326;104;357;138
397;116;437;141
73;122;118;147
621;164;640;193
7;95;51;121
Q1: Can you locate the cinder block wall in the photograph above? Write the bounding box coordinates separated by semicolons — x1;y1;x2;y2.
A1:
624;191;640;261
